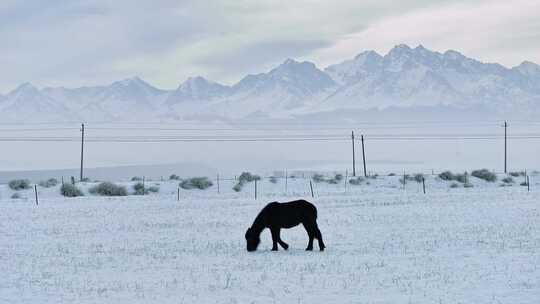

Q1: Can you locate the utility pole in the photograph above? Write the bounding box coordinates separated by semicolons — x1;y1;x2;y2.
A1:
361;135;367;177
80;123;85;181
351;131;356;177
504;121;508;174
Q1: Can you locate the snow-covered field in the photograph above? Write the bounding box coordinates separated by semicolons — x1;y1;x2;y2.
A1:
1;175;539;303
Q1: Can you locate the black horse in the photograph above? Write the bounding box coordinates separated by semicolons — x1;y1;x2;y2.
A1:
245;199;325;252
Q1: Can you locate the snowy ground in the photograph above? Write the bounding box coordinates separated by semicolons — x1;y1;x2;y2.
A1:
1;174;540;303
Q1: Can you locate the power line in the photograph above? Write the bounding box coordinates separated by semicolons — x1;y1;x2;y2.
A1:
2;119;540;128
1;134;540;142
0;127;78;132
0;137;347;142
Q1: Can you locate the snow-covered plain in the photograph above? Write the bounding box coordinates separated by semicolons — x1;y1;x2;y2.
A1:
1;175;539;303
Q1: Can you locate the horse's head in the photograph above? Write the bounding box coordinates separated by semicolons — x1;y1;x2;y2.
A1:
245;227;260;252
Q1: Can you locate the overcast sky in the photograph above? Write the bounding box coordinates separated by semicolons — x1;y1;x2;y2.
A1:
1;0;539;93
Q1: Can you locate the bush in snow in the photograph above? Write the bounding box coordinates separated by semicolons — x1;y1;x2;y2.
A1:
148;186;159;193
413;173;424;183
89;182;127;196
438;171;469;183
131;176;142;181
349;177;364;185
509;171;525;177
455;172;468;184
520;181;529;186
269;176;278;184
133;182;148;195
471;169;497;182
438;171;455;181
231;172;260;192
11;193;21;199
180;177;213;190
39;178;58;188
327;178;339;184
9;179;31;190
61;183;84;197
238;172;260;184
312;174;325;183
327;174;344;184
233;183;243;192
450;183;459;188
502;177;514;184
169;174;180;180
388;173;396;176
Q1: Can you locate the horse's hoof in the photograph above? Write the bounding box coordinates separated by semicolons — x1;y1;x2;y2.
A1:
305;247;313;251
320;248;325;251
271;248;278;251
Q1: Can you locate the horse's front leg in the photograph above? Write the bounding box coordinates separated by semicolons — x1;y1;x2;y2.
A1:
270;227;280;251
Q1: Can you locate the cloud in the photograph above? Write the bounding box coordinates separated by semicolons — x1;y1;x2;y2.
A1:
0;0;537;92
311;0;540;68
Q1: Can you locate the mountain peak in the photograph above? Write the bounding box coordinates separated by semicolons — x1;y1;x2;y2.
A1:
16;82;38;90
443;49;465;60
517;60;539;68
272;59;319;75
106;76;165;97
183;76;210;85
9;82;40;96
391;44;412;52
354;50;382;60
166;76;229;104
282;58;298;65
179;76;225;90
115;76;149;87
514;60;540;76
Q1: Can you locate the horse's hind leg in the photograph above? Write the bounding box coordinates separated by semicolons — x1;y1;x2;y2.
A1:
314;222;326;251
271;227;289;250
302;223;315;251
277;230;289;250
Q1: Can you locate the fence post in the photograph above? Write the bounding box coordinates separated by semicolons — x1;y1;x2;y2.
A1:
504;121;508;173
285;169;288;194
255;179;258;200
80;123;85;181
310;180;314;198
142;176;145;195
217;174;220;194
34;185;39;206
422;177;426;194
344;170;348;193
527;176;530;192
177;187;180;202
351;131;356;177
361;135;367;177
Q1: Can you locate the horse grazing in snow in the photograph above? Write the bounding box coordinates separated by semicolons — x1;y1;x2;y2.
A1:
245;199;325;252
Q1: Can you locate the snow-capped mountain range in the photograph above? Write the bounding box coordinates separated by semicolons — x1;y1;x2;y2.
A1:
2;44;539;122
